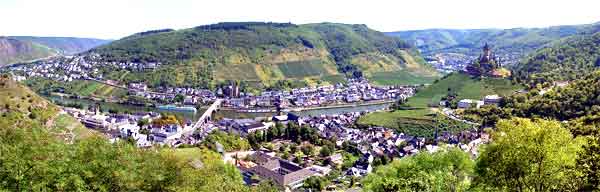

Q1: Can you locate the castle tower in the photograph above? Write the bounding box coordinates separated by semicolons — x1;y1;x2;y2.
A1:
481;43;492;63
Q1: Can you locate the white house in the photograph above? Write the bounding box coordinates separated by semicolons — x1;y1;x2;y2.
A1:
483;95;502;105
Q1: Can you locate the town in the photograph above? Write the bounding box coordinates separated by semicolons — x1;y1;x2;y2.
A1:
4;54;416;111
55;88;491;191
2;52;497;191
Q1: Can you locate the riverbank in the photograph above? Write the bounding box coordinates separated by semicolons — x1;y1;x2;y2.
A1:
219;99;395;113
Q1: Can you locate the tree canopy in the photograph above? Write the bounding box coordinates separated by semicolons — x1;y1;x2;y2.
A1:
474;118;583;191
362;147;474;192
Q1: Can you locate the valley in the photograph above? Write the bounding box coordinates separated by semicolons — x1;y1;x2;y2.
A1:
2;5;600;191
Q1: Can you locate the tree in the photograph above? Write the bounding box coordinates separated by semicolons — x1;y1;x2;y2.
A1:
301;144;315;157
319;146;332;158
576;135;600;191
174;94;185;103
362;147;473;192
303;176;326;191
474;118;583;191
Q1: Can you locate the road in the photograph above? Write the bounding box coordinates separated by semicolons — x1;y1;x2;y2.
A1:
441;108;480;126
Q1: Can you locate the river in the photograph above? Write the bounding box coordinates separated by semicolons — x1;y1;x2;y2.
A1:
46;96;391;121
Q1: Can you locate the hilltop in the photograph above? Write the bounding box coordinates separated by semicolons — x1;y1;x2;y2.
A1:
0;37;57;66
90;22;438;87
387;22;600;62
9;36;110;55
514;32;600;85
0;36;110;66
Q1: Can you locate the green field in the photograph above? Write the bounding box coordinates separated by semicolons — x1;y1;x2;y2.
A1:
369;70;438;86
358;72;520;137
406;72;522;108
357;110;472;138
278;59;327;78
24;78;129;100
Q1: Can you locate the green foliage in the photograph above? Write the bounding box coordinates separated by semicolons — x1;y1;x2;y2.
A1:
0;122;257;191
576;135;600;191
467;71;600;130
515;32;600;85
474;118;583;191
362;147;474;192
303;176;327;191
369;70;437;86
201;131;250;152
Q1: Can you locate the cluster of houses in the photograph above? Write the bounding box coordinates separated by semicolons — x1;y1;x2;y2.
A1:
5;54;162;83
5;54;415;113
106;78;415;111
292;112;487;177
224;79;416;109
63;107;203;147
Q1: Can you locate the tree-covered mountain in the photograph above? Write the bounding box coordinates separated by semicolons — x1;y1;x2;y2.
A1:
90;22;438;86
514;32;600;85
386;22;600;59
0;36;110;66
9;36;110;55
0;37;57;66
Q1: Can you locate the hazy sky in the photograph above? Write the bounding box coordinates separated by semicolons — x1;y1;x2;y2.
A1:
1;0;599;39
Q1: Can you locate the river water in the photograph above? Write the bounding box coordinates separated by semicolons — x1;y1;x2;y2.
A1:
46;96;391;121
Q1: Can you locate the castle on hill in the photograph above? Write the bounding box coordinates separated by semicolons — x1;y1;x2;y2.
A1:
466;43;509;77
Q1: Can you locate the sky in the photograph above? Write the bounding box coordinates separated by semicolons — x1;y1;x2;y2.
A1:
1;0;599;39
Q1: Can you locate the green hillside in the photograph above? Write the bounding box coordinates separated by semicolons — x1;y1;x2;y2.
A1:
357;72;521;136
514;32;600;84
387;22;600;57
10;36;110;54
0;75;94;141
0;37;57;66
406;72;522;108
91;22;438;87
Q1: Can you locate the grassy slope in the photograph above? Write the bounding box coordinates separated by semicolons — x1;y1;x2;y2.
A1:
24;77;129;100
0;76;94;141
358;73;521;136
406;72;522;108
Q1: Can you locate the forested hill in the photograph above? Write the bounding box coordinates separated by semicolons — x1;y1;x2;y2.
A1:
90;22;438;85
0;36;110;66
386;22;600;57
9;36;110;55
0;37;57;66
514;32;600;85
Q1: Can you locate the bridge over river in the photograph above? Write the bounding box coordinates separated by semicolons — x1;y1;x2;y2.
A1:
184;99;223;135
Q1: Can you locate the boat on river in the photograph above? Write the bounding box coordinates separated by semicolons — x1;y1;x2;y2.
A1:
157;105;197;112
